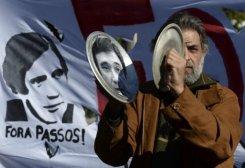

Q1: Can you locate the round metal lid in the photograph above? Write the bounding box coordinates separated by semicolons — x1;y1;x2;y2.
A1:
152;23;184;89
86;31;138;103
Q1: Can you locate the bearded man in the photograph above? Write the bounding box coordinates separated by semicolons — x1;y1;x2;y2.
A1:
94;12;243;168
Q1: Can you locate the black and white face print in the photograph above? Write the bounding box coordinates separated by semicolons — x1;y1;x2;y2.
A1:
86;31;139;103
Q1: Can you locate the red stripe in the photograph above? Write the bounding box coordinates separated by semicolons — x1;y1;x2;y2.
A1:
71;0;154;39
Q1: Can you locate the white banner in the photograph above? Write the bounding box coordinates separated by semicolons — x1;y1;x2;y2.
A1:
0;0;115;167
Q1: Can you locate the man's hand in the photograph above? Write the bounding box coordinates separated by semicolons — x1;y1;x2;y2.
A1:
162;48;186;95
105;98;124;121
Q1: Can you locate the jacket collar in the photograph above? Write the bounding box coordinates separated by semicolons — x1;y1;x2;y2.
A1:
188;73;221;107
187;73;217;92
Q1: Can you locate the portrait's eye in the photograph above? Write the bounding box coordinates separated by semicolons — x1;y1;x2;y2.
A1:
100;62;111;72
114;63;122;73
30;75;47;87
31;83;42;88
114;66;121;73
52;69;64;79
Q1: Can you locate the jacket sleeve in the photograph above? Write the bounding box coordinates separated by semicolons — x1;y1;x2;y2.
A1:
163;84;243;166
94;99;140;167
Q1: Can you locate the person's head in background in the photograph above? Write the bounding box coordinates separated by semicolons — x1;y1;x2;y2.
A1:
152;11;209;85
92;37;126;91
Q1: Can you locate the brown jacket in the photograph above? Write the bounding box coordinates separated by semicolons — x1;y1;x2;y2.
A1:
95;80;243;168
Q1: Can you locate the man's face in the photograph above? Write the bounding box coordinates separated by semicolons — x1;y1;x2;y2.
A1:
25;48;67;123
182;29;206;84
95;51;123;90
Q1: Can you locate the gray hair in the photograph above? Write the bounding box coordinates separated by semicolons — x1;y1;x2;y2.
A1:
152;11;208;53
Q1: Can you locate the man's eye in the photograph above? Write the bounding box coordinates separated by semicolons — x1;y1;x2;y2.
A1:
30;82;42;88
113;63;122;73
36;83;42;87
56;69;64;77
114;66;121;73
187;46;199;53
52;69;64;79
100;63;111;72
30;75;47;85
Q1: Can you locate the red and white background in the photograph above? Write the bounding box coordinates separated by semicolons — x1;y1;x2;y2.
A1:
0;0;244;167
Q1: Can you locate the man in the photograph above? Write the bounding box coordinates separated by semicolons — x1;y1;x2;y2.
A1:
3;32;95;125
94;12;243;167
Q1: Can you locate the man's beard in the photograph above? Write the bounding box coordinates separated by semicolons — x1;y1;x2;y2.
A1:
185;56;205;85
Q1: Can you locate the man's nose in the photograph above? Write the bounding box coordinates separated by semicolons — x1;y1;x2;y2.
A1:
112;71;119;85
44;85;60;99
184;47;191;60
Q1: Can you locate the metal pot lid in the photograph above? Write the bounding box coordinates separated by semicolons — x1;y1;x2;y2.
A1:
86;31;138;103
152;23;184;89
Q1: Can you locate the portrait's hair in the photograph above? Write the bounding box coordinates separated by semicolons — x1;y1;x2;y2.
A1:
152;11;208;53
2;32;68;95
92;37;127;77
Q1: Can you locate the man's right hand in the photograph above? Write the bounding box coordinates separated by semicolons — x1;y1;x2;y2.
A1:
162;48;186;95
104;99;124;125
